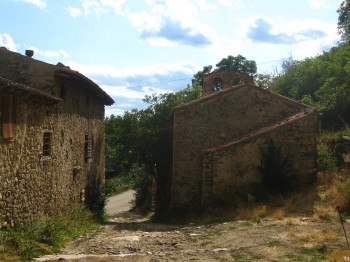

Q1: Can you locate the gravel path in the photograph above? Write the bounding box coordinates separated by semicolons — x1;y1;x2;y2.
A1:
34;192;348;262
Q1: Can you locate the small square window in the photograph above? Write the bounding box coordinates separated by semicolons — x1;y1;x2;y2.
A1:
43;132;52;156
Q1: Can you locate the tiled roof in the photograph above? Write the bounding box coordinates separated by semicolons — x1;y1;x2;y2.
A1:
174;84;311;112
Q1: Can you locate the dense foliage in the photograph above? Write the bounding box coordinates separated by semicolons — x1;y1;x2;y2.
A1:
192;54;257;86
338;0;350;42
105;83;202;172
270;43;350;128
105;83;203;212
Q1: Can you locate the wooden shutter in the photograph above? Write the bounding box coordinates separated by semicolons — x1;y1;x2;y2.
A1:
2;95;16;138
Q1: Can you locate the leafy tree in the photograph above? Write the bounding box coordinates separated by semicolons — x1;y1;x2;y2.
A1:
254;73;273;89
192;65;212;86
105;83;203;213
215;55;257;76
270;44;350;128
191;55;258;88
338;0;350;42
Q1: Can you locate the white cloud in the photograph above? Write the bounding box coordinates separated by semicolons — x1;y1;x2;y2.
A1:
125;0;217;47
240;15;338;44
99;0;126;15
28;47;71;58
66;6;82;17
194;0;217;10
67;61;198;78
101;85;173;99
218;0;232;7
13;0;46;9
105;107;127;116
66;0;125;17
0;34;17;51
118;103;133;108
218;0;243;7
306;0;331;9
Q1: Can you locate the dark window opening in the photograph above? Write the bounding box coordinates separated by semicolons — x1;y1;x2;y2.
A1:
213;78;223;92
43;132;52;156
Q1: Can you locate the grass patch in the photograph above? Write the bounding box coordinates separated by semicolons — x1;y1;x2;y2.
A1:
267;240;282;247
242;221;253;227
231;253;262;261
0;205;99;261
294;238;310;244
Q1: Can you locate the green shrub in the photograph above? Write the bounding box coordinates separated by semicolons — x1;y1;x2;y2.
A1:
105;172;136;196
87;185;108;222
335;127;350;137
0;205;98;261
132;164;152;213
317;143;337;170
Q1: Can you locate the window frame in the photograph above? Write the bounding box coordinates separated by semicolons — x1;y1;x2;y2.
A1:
42;132;52;157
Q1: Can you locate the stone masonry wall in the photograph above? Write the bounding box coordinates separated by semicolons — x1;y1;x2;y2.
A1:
201;111;318;205
171;85;312;208
202;69;254;96
0;51;106;226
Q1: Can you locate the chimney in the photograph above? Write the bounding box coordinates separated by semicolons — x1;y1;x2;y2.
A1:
25;50;34;58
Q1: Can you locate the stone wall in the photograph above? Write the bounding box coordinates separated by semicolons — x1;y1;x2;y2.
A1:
201;110;318;205
0;50;107;226
202;69;254;96
171;84;316;208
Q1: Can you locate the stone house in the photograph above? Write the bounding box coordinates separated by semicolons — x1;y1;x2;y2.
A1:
170;69;318;208
0;48;114;226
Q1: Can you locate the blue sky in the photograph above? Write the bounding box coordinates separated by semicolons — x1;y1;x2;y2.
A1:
0;0;343;116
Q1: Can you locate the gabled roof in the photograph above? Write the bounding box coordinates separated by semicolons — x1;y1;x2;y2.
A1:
0;77;63;104
173;83;311;112
0;48;114;106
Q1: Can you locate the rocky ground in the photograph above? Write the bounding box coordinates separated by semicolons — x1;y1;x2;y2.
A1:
34;191;350;262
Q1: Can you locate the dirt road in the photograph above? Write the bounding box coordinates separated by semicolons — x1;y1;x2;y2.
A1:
35;192;348;262
106;190;135;217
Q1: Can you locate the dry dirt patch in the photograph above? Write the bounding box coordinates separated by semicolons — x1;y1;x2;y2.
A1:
34;209;350;262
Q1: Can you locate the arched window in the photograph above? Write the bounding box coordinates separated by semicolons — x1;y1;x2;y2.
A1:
213;78;223;92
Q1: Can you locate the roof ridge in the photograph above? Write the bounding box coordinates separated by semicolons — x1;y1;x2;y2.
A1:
174;84;311;112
